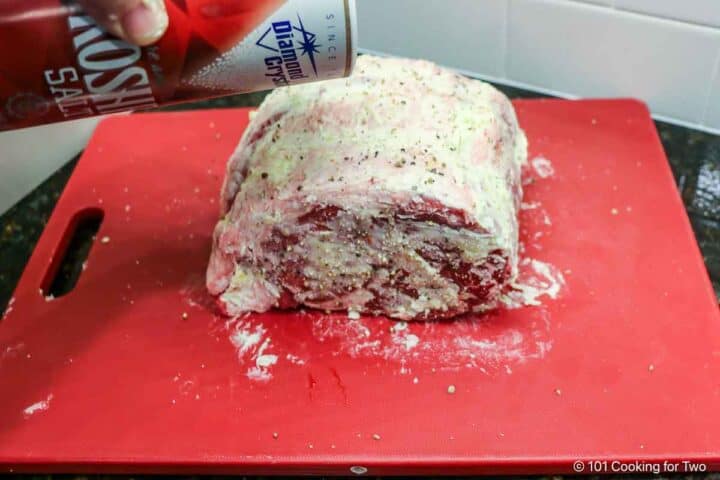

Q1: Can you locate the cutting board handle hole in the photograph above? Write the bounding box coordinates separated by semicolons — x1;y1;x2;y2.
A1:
41;208;104;298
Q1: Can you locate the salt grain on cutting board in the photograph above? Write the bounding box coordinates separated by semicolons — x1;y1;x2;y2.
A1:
1;341;24;359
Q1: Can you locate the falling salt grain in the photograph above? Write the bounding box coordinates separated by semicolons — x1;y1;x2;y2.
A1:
215;132;222;140
124;205;131;213
447;385;456;394
272;432;279;439
100;236;111;244
648;364;655;372
554;388;562;396
610;208;619;215
372;434;381;441
181;312;189;320
413;377;419;384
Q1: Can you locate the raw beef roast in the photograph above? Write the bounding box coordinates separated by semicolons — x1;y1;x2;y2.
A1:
207;55;527;321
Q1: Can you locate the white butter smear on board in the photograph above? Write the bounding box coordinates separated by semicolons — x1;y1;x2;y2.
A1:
192;156;564;380
23;394;53;418
229;318;279;381
503;259;565;307
531;155;555;179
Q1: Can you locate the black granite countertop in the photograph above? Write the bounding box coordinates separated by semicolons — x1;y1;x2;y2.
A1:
0;86;718;479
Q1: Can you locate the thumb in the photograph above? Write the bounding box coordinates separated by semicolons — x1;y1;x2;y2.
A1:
77;0;169;46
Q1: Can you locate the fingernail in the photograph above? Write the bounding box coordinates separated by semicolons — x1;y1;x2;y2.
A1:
103;13;125;40
122;0;168;46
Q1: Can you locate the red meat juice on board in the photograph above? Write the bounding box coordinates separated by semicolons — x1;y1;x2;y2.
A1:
0;0;357;131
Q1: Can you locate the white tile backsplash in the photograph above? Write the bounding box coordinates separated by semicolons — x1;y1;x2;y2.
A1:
506;0;720;123
358;0;507;77
615;0;720;28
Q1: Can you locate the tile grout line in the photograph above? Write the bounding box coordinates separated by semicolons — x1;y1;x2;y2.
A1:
558;0;720;32
699;40;720;126
501;0;511;79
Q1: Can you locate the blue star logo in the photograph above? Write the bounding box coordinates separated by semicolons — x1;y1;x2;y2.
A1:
254;14;321;77
294;15;321;75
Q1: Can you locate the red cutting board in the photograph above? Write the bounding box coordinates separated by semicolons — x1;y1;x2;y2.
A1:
1;100;719;475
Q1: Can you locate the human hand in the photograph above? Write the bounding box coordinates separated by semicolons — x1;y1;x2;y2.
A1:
77;0;169;46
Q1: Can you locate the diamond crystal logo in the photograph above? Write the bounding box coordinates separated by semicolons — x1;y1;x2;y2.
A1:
256;14;321;86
